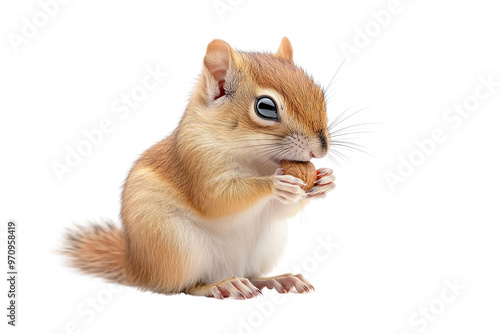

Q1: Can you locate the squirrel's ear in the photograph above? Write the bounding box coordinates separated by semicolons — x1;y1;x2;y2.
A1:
276;37;293;63
204;39;236;100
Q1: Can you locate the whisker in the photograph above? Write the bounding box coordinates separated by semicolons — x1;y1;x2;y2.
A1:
247;146;286;160
326;152;340;167
258;146;291;169
229;143;282;150
330;148;353;164
328;107;352;130
230;139;282;144
247;144;291;162
330;140;367;149
329;130;377;138
328;107;370;131
325;56;348;94
331;143;373;157
329;122;381;135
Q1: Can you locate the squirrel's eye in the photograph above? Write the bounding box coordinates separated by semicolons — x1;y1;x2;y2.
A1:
255;96;278;120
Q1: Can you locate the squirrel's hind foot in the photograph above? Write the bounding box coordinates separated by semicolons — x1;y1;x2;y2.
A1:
184;276;262;300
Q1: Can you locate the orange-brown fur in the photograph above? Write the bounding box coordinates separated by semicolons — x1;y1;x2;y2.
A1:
243;53;327;134
62;222;127;283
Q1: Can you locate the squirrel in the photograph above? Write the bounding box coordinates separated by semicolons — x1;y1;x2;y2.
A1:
63;37;336;299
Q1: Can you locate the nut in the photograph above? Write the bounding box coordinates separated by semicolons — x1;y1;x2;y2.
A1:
281;160;317;190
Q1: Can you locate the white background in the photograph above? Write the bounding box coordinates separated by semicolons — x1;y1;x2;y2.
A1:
1;0;500;333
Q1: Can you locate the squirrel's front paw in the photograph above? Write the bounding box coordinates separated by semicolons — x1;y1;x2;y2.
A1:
273;168;307;204
306;168;336;199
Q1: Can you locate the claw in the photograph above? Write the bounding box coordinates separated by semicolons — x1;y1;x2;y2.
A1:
307;181;336;198
274;170;308;204
210;277;261;300
250;273;315;294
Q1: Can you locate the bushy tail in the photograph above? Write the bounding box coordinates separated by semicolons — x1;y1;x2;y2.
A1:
62;221;128;283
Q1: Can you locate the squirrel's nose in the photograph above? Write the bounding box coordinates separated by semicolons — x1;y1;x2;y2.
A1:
310;134;329;159
319;134;328;151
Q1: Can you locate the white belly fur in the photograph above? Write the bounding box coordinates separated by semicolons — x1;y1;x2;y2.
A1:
176;198;303;285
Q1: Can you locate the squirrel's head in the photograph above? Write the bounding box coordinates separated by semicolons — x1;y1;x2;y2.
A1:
191;37;329;171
